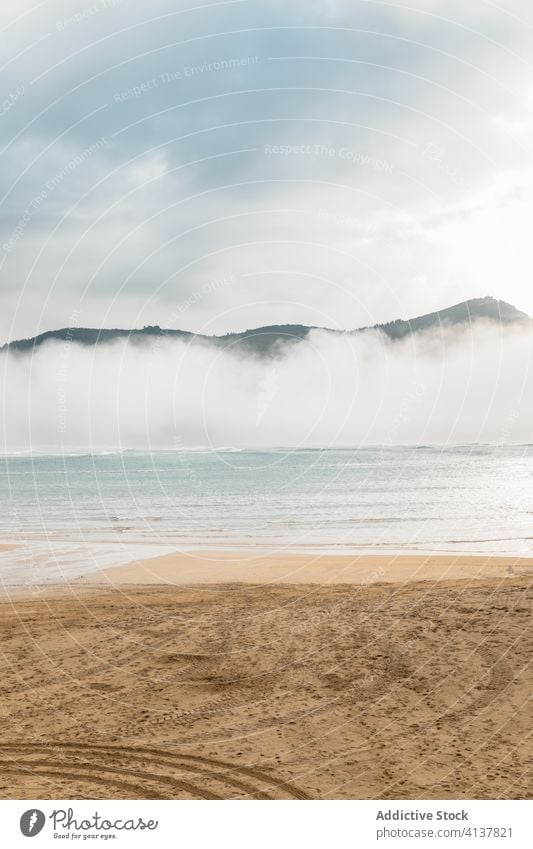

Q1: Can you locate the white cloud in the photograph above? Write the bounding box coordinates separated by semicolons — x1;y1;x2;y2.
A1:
1;0;533;342
2;322;532;452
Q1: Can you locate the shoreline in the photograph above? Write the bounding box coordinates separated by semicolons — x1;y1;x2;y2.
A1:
0;550;532;598
2;537;533;589
78;550;533;589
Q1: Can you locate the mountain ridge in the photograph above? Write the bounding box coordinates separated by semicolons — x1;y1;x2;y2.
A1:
2;296;530;357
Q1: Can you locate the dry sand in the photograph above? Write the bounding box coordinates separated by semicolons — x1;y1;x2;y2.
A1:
0;552;531;800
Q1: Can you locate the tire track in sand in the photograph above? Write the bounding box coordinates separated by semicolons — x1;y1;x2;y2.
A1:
0;742;311;799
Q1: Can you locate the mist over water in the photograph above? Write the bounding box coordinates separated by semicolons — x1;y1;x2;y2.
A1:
1;322;533;577
1;321;532;453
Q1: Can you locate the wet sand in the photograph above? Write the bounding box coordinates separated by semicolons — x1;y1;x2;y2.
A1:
0;553;531;799
80;550;533;587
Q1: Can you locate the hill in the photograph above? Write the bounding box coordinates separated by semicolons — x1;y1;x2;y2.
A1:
1;297;529;357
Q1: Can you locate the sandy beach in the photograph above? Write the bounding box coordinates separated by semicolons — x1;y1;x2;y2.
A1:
80;550;533;587
0;552;531;800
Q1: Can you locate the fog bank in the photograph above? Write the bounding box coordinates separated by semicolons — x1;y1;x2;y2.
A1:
1;322;532;452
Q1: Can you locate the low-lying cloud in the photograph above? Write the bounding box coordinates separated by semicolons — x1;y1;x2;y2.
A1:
1;322;532;453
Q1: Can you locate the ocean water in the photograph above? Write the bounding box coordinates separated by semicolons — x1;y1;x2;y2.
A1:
0;446;532;584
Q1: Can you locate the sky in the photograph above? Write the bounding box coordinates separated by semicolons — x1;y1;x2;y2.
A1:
1;0;533;345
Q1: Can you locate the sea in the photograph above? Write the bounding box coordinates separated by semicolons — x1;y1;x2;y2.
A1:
0;445;532;584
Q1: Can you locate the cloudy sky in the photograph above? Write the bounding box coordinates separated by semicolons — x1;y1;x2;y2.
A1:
1;0;533;344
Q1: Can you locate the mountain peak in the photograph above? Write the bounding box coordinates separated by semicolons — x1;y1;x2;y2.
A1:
374;296;529;340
